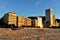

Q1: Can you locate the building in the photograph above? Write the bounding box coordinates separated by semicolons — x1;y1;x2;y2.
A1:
1;12;17;27
37;16;46;28
53;15;56;26
28;16;37;27
41;16;46;28
1;8;60;28
24;18;31;27
55;19;60;27
34;19;38;27
28;16;38;27
28;16;44;28
17;16;25;27
37;16;43;28
45;8;55;27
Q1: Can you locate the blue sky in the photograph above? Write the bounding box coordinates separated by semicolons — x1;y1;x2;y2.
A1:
0;0;60;19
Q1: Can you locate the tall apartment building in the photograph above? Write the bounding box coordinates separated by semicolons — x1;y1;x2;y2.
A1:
45;8;55;27
1;12;17;27
24;18;31;27
17;16;25;27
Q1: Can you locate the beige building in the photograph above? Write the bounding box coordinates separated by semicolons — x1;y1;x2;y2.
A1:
1;12;17;27
41;16;45;28
53;15;56;26
17;16;25;27
1;8;60;28
45;8;55;27
55;19;60;27
34;19;38;27
24;18;31;27
28;16;44;28
28;17;38;27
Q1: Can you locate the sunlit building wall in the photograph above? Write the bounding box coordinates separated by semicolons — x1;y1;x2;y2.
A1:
55;19;60;27
34;19;38;27
28;16;43;28
37;17;43;28
28;17;38;27
2;12;17;27
24;18;31;27
17;16;25;27
45;8;55;27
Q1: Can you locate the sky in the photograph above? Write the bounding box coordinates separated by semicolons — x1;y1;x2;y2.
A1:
0;0;60;19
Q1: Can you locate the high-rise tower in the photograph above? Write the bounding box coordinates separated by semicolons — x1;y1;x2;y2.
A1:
45;8;55;27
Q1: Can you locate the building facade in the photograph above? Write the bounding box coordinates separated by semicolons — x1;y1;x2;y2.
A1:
24;18;31;27
1;8;60;28
45;8;55;27
28;17;38;27
2;12;17;27
17;16;25;27
34;19;38;27
55;19;60;27
28;16;43;28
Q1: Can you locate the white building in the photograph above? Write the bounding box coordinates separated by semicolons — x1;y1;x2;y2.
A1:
37;17;43;28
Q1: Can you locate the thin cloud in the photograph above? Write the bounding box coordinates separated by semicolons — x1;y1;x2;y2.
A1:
50;0;60;6
35;0;42;6
0;1;8;11
35;1;40;5
35;0;56;6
